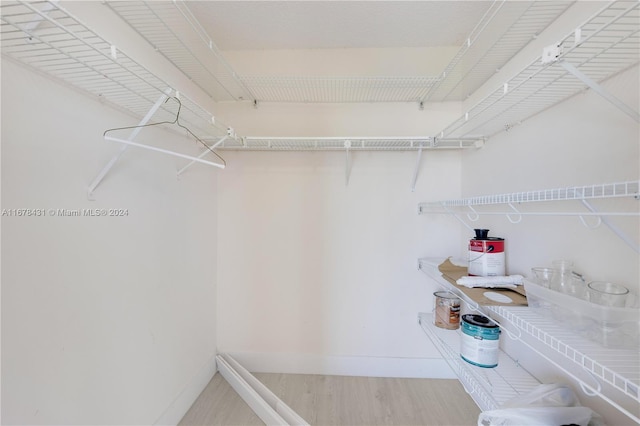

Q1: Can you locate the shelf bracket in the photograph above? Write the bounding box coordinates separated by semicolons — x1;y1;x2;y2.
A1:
579;198;639;253
442;204;474;231
103;136;225;169
87;88;172;199
345;140;352;186
177;135;229;177
410;143;423;192
559;60;640;123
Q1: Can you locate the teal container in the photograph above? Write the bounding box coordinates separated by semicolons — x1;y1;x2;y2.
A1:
460;314;501;368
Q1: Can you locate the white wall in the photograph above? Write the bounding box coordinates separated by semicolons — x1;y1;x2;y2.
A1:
214;99;465;377
460;64;639;291
4;1;636;421
1;59;219;424
222;46;458;77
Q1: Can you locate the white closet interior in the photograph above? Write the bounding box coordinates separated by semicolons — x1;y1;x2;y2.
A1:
1;1;638;425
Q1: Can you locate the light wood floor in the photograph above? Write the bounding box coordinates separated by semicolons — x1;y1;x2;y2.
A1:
179;372;481;426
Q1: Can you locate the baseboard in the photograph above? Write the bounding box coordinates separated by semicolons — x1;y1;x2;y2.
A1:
217;354;309;425
154;355;218;426
224;352;456;379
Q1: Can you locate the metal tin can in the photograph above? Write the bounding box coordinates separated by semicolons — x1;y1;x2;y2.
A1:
468;229;505;277
460;314;500;368
433;291;461;330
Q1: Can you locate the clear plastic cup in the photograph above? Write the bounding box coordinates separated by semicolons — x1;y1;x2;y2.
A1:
587;281;629;307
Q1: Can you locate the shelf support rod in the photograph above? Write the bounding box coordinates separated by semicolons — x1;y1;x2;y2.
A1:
559;60;640;123
345;140;352;186
580;198;639;253
88;88;172;199
442;204;474;231
177;135;228;176
104;136;225;169
410;144;423;192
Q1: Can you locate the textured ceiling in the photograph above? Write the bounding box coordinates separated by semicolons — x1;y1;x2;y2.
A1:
187;1;494;50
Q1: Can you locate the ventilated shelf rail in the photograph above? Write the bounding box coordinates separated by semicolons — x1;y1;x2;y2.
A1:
217;136;483;190
418;180;640;252
107;1;572;104
488;306;640;424
418;312;541;412
218;136;482;151
237;76;441;103
105;1;253;103
419;181;640;209
418;259;640;423
0;1;232;142
423;1;573;103
0;0;238;193
439;0;640;139
107;1;444;103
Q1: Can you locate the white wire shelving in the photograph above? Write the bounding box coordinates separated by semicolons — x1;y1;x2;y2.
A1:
418;258;640;423
418;312;541;411
488;306;640;424
106;1;571;105
418;181;640;211
1;0;241;194
423;0;573;103
218;136;483;151
0;1;487;157
107;2;443;104
237;76;440;103
439;0;640;139
418;180;640;252
0;1;232;144
106;1;444;104
105;1;253;103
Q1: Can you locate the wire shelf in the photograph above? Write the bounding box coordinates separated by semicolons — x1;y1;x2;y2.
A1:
439;0;640;139
424;1;573;102
418;180;640;211
238;76;440;103
418;312;541;411
489;306;640;403
488;306;640;422
106;1;570;104
107;2;441;103
418;258;640;423
105;1;253;102
0;0;231;143
218;136;482;151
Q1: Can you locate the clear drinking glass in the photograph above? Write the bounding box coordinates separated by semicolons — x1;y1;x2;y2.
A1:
550;259;585;298
587;281;629;307
530;267;554;288
550;260;573;292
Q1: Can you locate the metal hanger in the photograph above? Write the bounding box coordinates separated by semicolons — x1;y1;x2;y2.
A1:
103;96;226;167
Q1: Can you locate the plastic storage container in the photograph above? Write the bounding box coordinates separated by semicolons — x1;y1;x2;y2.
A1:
524;279;639;348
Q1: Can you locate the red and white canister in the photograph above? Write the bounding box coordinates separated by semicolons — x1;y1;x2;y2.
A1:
468;229;505;277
